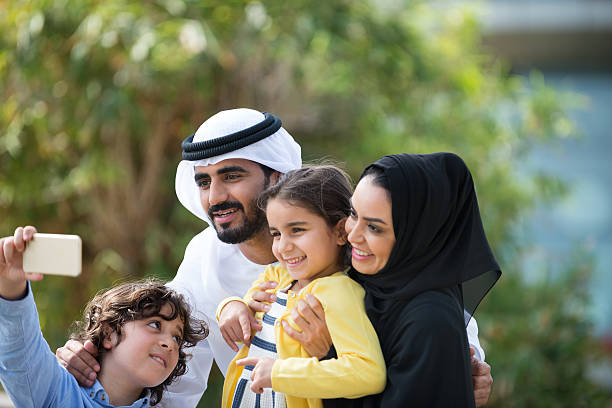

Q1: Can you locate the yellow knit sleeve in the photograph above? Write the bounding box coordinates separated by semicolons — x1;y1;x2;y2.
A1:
271;275;386;399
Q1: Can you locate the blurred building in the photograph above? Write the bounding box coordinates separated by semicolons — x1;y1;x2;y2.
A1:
481;0;612;387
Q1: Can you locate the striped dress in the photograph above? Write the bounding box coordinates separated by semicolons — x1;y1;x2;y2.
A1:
231;286;290;408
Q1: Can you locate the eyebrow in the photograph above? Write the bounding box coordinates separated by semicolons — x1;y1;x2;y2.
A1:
351;204;388;225
194;166;249;182
154;312;185;336
268;221;308;231
363;216;388;225
217;166;249;175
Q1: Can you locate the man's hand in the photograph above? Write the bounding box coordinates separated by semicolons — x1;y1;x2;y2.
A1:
247;280;278;313
0;226;42;300
219;300;261;352
282;294;332;359
56;339;100;387
471;347;493;406
236;356;274;393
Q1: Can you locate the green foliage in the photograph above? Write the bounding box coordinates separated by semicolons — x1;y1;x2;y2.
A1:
481;249;610;407
0;0;608;406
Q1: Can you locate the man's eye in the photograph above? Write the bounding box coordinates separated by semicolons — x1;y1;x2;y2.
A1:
197;180;210;189
226;173;241;181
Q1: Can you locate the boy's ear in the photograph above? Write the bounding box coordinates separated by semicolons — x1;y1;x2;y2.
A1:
334;218;348;246
101;324;117;350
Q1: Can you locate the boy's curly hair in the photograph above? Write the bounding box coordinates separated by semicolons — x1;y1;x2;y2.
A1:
71;279;208;405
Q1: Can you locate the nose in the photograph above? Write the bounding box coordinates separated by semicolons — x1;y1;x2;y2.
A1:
159;333;175;351
346;218;363;246
277;235;294;256
207;179;229;207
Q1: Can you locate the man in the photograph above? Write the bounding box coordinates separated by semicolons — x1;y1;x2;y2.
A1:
57;108;493;406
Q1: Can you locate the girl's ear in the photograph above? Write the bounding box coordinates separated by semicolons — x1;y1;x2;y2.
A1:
101;324;117;350
334;218;348;246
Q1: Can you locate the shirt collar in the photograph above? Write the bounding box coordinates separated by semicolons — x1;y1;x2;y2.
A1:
82;380;151;407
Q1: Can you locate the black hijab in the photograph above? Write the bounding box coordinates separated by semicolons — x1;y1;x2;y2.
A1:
349;152;501;329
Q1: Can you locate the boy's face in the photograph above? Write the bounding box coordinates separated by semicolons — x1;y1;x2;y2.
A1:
103;303;184;390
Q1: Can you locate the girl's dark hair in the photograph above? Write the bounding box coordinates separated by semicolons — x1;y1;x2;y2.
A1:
258;164;353;267
71;279;208;406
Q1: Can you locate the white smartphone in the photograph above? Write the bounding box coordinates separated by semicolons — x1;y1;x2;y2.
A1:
23;233;82;277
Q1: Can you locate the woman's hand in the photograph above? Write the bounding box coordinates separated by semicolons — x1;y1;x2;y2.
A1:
282;294;333;359
0;226;42;300
236;356;275;393
219;300;261;351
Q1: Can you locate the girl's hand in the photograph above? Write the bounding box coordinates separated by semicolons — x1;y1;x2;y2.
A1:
219;300;262;351
0;226;43;300
236;356;275;393
247;280;278;312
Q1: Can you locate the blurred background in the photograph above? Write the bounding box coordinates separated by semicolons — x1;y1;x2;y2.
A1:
1;0;611;406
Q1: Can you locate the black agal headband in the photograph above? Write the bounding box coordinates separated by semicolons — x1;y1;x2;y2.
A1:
181;112;282;161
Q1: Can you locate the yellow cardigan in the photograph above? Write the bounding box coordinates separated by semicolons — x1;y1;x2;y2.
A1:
217;264;386;408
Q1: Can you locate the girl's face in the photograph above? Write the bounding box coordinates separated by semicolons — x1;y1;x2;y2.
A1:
267;198;346;286
345;176;395;275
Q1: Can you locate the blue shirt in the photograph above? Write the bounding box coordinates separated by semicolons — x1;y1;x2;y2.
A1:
0;284;151;408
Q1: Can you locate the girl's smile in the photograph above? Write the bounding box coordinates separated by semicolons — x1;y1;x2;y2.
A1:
266;198;346;287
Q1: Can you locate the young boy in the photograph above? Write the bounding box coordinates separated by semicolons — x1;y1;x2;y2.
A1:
0;226;208;407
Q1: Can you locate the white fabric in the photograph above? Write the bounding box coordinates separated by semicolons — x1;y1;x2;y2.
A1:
175;108;302;222
466;314;485;361
161;228;269;407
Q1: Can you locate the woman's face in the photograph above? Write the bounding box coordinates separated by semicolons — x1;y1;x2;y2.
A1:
345;176;395;275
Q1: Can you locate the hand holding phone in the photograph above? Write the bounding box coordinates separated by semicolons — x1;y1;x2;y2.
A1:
0;226;43;299
23;233;82;277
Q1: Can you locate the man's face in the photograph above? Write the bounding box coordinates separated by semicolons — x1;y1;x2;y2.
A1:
194;159;272;244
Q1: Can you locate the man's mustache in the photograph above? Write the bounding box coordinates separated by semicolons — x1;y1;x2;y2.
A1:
208;201;244;219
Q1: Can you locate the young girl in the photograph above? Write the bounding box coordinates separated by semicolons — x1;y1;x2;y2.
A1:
216;165;386;408
0;226;208;407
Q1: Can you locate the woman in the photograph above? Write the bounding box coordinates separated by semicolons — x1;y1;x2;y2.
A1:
341;152;501;407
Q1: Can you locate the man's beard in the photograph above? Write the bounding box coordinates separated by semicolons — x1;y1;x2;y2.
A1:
208;198;267;244
207;171;271;244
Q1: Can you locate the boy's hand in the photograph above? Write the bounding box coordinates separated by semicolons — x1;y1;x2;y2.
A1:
0;226;43;300
236;356;274;393
56;339;100;387
219;300;261;352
